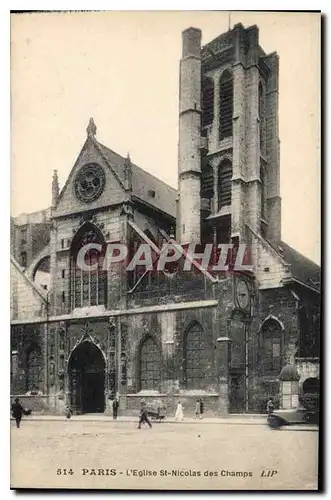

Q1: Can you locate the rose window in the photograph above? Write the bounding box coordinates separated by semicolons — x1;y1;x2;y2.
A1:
74;164;106;203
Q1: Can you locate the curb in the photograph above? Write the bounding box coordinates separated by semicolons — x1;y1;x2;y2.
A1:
11;418;318;430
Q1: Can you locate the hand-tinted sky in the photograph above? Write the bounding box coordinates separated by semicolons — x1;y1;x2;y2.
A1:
11;11;320;263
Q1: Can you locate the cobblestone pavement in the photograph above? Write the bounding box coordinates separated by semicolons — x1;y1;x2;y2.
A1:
11;419;318;490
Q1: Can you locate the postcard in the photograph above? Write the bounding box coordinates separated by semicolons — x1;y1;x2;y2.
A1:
10;10;321;491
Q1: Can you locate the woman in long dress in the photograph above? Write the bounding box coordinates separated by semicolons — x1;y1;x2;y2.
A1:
174;401;184;421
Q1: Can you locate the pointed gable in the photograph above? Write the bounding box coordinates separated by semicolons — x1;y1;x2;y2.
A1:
52;134;126;218
52;119;177;219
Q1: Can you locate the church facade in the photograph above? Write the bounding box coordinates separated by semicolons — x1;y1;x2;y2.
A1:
10;23;320;416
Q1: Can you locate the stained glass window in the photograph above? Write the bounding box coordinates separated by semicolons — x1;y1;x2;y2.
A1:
70;223;107;309
184;323;206;389
140;337;161;391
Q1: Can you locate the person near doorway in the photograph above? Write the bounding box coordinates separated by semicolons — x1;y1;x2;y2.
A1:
174;401;184;421
138;401;152;429
199;398;204;419
267;398;274;415
194;400;200;419
11;398;24;428
112;397;119;420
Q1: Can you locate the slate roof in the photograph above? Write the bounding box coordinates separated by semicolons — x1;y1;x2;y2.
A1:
96;140;177;218
269;240;321;291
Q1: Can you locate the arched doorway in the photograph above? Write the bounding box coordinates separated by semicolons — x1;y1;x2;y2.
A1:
301;377;319;411
68;341;105;414
302;377;319;394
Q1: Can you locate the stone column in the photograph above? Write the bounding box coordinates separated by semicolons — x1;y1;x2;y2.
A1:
231;24;247;241
49;220;57;315
265;52;281;242
105;317;116;414
245;26;262;236
178;27;202;245
216;334;230;415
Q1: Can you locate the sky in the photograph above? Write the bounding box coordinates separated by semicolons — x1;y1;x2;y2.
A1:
10;11;320;264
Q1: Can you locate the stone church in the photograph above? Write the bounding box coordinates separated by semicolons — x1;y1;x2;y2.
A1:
10;23;320;416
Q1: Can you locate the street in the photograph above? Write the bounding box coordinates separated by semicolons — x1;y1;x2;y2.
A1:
11;419;318;490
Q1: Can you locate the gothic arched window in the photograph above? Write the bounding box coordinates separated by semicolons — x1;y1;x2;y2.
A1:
260;319;283;375
259;81;266;155
70;223;107;309
219;70;233;140
25;348;42;392
184;322;206;389
218;159;232;209
202;77;214;128
139;336;161;391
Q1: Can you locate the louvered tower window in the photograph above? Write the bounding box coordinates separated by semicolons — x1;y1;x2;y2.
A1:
259;81;266;155
219;70;233;140
202;77;214;128
201;162;214;200
218;159;232;209
260;164;267;221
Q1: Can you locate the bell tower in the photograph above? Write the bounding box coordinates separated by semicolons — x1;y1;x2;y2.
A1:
178;23;282;248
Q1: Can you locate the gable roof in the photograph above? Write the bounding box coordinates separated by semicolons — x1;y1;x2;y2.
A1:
95;140;177;218
268;240;320;291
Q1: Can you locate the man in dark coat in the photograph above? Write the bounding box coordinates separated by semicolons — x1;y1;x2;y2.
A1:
112;398;119;420
267;398;274;415
11;398;24;428
199;398;204;419
138;401;152;429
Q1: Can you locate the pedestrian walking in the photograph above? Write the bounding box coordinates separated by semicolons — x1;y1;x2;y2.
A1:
174;401;184;421
194;400;200;419
65;404;72;419
11;397;24;428
199;398;204;419
112;397;119;420
267;398;274;415
138;401;152;429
